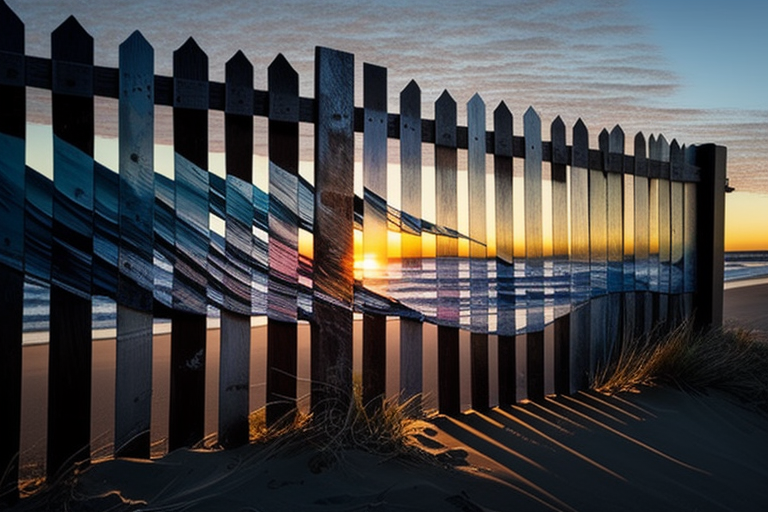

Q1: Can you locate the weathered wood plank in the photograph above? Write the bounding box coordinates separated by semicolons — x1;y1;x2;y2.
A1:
435;90;460;415
551;117;569;395
634;133;652;338
606;127;624;361
219;50;253;445
362;63;388;411
669;140;685;325
0;1;25;499
114;30;154;460
657;135;671;328
467;94;488;411
683;145;697;316
399;80;423;408
266;53;300;427
493;102;515;402
569;120;590;392
169;37;209;451
523;107;544;401
47;16;94;479
311;47;355;417
589;131;608;373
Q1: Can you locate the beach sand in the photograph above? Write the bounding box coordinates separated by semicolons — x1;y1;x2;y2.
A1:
11;283;768;511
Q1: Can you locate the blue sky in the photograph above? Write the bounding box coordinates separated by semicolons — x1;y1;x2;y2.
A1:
634;0;768;111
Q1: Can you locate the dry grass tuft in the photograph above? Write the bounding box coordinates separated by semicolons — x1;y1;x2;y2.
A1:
594;321;768;411
246;375;435;468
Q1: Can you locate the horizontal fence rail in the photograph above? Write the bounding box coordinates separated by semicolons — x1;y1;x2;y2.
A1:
0;1;726;502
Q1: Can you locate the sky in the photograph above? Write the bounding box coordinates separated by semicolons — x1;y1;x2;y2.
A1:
7;0;768;251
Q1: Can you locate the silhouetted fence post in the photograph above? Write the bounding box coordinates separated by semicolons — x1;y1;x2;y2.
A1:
47;16;95;479
0;1;25;502
169;38;209;451
694;144;726;329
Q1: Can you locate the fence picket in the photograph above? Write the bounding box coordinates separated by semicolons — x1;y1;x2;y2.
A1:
523;107;544;401
683;145;697;316
399;80;423;409
266;53;299;426
493;102;516;405
114;30;154;460
606;126;624;360
47;15;95;478
634;133;652;337
169;38;209;450
656;135;671;328
468;94;489;411
311;47;355;416
362;63;388;411
0;1;25;500
551;116;570;395
435;90;461;415
669;140;685;324
569;119;590;391
219;50;253;446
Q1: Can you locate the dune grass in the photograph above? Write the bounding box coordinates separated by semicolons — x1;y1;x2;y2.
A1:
247;375;434;469
593;322;768;412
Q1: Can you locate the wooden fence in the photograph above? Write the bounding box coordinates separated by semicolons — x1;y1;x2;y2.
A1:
0;2;726;501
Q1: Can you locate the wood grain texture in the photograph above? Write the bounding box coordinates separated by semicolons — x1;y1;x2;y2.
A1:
115;30;154;459
311;47;355;416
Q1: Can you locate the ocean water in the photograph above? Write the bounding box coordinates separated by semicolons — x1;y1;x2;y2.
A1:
23;252;767;344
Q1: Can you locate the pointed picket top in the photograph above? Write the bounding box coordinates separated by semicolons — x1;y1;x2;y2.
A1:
657;133;669;161
609;125;624;153
0;0;24;54
551;116;567;165
493;101;513;157
225;50;253;117
52;15;93;62
634;132;647;176
523;107;540;154
400;80;421;121
669;139;684;181
267;53;298;122
467;93;485;144
598;128;609;172
174;37;208;80
648;133;658;161
435;90;457;147
573;118;589;168
120;30;153;56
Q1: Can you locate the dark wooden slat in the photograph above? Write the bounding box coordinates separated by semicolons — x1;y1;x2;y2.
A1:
634;132;652;338
550;117;569;395
0;2;24;501
266;53;300;427
47;15;94;479
361;63;388;411
588;131;609;374
115;30;154;459
399;80;423;408
169;37;208;451
606;126;624;362
526;331;545;401
435;90;460;415
657;135;671;328
219;50;253;446
311;47;355;417
694;144;726;329
669;140;685;326
497;335;516;406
